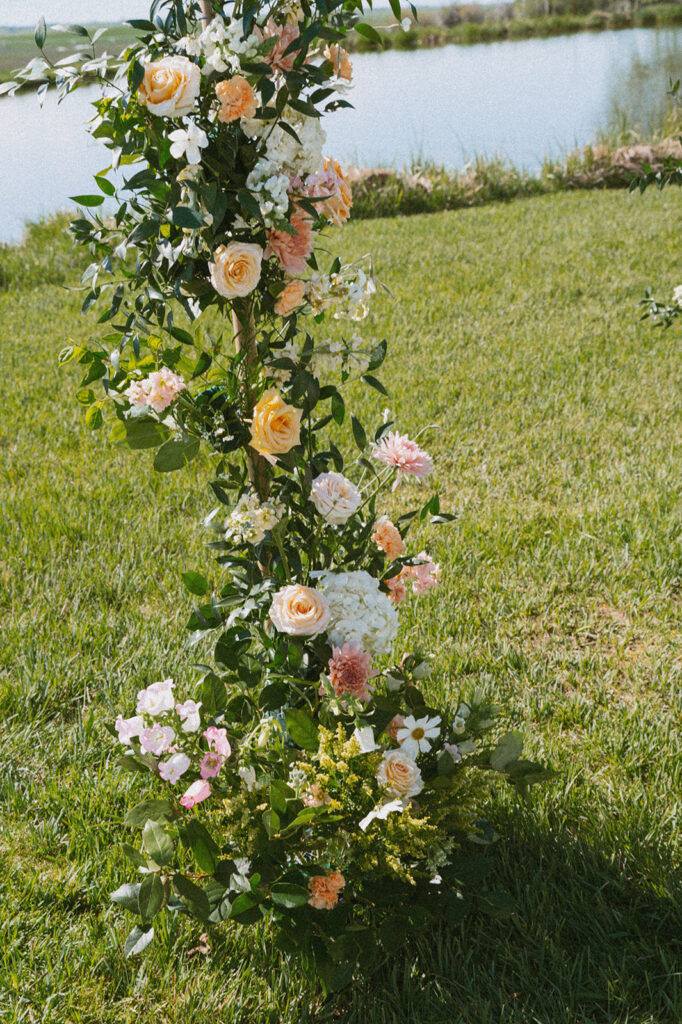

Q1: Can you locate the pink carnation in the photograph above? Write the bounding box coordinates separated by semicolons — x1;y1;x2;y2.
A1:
406;552;441;595
203;726;231;758
327;643;374;701
371;431;433;487
180;779;211;809
386;574;407;605
258;18;300;72
124;369;185;413
265;208;315;276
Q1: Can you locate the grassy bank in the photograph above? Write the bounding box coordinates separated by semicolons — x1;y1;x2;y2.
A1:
350;3;682;52
1;188;681;1022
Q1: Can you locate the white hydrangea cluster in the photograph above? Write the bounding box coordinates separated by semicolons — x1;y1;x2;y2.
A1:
245;159;291;224
317;569;399;656
225;492;286;545
179;17;259;73
243;108;326;179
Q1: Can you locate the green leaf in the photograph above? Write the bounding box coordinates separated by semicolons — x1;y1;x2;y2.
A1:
171;206;205;229
143;820;174;866
389;0;402;18
110;882;141;912
124;925;154;957
262;808;280;837
154;436;200;473
361;374;388;396
182;571;209;597
270;882;309;908
138;873;164;923
331;391;345;425
121;418;170;451
350;414;367;451
229;891;261;922
56;22;90;36
270;780;290;815
179;819;220;874
284;708;319;751
124;799;174;828
94;174;116;197
479;890;516;919
490;731;524;771
173;874;210;921
85;405;103;430
34;16;47;48
70;194;105;207
354;22;383;45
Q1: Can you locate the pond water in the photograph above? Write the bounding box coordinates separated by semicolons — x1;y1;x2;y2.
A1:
1;25;681;243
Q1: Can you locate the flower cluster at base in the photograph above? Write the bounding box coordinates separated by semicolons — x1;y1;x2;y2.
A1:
17;0;546;992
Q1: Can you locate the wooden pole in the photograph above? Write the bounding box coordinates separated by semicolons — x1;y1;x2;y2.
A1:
198;0;270;502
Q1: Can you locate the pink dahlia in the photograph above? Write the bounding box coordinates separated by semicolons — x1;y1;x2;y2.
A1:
327;643;374;701
371;431;433;487
265;208;315;276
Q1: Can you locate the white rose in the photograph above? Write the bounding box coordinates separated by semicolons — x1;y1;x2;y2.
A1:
376;750;424;799
310;472;362;525
138;56;201;118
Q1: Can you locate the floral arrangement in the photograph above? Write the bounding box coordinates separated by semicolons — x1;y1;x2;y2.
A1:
12;0;546;990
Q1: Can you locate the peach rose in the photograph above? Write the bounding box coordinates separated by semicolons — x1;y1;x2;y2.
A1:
249;388;302;464
324;44;352;82
274;279;306;317
372;518;404;560
376;750;423;798
209;242;262;299
138;56;201;118
308;870;345;910
269;584;331;637
215;75;257;123
386;714;405;741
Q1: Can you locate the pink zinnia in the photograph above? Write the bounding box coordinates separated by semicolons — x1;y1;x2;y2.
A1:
327;643;374;701
180;779;211;809
371;431;433;487
265;208;315;276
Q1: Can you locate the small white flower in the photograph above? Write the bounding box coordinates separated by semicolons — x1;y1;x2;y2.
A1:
452;715;467;734
401;17;412;30
359;797;406;831
385;673;403;692
115;714;144;746
352;725;379;753
169;121;209;165
238;765;257;791
673;285;682;307
158;751;191;784
396;714;441;759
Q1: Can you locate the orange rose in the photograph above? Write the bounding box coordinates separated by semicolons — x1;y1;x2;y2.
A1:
324;44;352;82
250;388;302;464
274;279;306;317
209;242;262;299
215;76;257;123
138;56;201;117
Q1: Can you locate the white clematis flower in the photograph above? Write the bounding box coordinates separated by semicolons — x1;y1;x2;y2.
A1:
358;797;407;832
169;121;209;165
351;725;379;753
396;713;441;759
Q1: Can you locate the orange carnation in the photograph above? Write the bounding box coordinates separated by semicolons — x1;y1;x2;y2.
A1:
308;870;345;910
215;76;257;123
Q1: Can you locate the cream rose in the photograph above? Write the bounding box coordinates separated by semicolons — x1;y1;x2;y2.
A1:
274;279;306;317
310;472;362;526
138;56;201;118
269;584;331;637
215;76;258;123
250;389;302;464
209;242;263;299
376;750;423;798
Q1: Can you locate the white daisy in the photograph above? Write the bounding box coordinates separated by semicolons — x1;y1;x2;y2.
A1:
396;713;441;759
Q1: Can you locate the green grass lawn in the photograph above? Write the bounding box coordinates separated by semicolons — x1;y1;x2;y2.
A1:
1;189;681;1023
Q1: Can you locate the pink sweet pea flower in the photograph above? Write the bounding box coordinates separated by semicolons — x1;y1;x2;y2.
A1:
158;751;191;784
200;752;223;779
180;779;211;809
115;714;144;746
176;699;202;733
139;725;175;756
203;726;231;758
